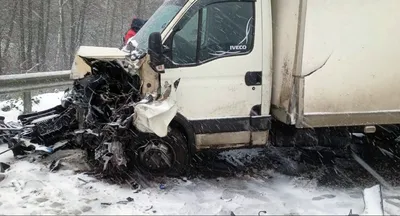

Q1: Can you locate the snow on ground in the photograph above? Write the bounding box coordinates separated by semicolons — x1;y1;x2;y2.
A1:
0;92;65;123
0;93;399;215
0;146;366;215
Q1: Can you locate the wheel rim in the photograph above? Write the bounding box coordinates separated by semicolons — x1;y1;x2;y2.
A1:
136;139;176;175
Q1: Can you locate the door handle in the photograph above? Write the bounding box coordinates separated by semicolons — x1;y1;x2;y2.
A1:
245;71;262;86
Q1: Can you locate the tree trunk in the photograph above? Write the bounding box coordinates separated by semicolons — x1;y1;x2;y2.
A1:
77;0;89;46
69;0;77;64
56;0;65;69
18;0;26;71
61;0;67;69
102;0;111;45
55;1;61;69
137;0;142;18
3;1;18;56
42;0;51;71
0;40;2;74
108;1;118;47
26;0;33;71
36;0;45;71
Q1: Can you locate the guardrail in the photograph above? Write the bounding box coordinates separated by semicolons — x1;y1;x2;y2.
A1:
0;70;73;114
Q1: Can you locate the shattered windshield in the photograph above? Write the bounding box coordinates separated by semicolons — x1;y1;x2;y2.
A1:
133;0;187;50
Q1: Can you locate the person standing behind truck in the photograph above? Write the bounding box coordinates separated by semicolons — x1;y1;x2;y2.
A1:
123;17;147;45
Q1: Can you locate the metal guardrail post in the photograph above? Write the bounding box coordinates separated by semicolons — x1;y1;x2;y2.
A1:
23;91;32;114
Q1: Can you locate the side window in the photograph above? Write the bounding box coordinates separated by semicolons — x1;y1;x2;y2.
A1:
199;2;254;62
171;12;199;64
167;1;254;66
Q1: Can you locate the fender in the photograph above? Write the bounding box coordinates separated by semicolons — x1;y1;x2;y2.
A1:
171;113;196;155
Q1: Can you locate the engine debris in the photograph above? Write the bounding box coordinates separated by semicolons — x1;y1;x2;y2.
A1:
0;54;181;180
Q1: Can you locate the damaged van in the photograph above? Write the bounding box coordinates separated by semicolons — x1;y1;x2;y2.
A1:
4;0;400;177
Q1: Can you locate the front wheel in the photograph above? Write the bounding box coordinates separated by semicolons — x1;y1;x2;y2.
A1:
132;127;189;177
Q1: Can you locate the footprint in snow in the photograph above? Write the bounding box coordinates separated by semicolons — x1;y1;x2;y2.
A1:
36;197;49;203
311;194;336;201
49;202;64;208
81;206;92;213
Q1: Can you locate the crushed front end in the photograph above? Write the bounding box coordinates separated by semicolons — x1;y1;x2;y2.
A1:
3;44;180;177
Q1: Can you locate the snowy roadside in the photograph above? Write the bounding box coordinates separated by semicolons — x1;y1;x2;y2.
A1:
0;92;65;123
0;93;399;215
0;145;365;215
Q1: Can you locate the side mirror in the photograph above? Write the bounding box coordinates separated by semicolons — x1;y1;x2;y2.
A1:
148;32;165;73
121;37;138;54
126;41;136;52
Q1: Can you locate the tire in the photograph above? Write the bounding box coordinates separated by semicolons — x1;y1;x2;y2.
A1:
132;127;190;177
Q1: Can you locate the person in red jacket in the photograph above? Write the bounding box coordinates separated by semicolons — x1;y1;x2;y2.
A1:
123;17;147;45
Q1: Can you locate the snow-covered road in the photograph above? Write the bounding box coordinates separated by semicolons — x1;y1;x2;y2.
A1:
0;145;366;215
0;93;399;215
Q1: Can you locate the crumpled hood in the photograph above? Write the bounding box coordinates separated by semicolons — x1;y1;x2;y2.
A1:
70;46;128;80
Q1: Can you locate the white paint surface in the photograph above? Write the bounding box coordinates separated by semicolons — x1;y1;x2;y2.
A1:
303;0;400;113
134;86;179;137
160;1;264;120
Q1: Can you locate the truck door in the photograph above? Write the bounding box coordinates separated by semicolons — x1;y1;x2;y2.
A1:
161;0;268;150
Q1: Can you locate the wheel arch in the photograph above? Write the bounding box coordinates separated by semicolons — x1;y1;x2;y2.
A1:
170;112;196;155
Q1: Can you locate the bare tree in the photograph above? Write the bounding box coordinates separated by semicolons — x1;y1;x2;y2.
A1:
26;0;33;71
137;0;143;18
69;0;77;64
0;39;2;74
42;0;51;70
108;1;118;47
0;0;163;73
18;0;26;71
61;1;68;69
102;0;111;45
56;0;68;69
77;0;89;47
36;0;45;71
3;1;18;56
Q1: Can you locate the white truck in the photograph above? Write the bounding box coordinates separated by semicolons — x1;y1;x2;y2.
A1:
10;0;400;177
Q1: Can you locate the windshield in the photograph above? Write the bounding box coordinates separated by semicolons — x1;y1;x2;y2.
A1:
133;0;187;50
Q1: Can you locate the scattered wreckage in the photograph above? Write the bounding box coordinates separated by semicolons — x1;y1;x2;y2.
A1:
2;0;400;182
0;37;186;177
